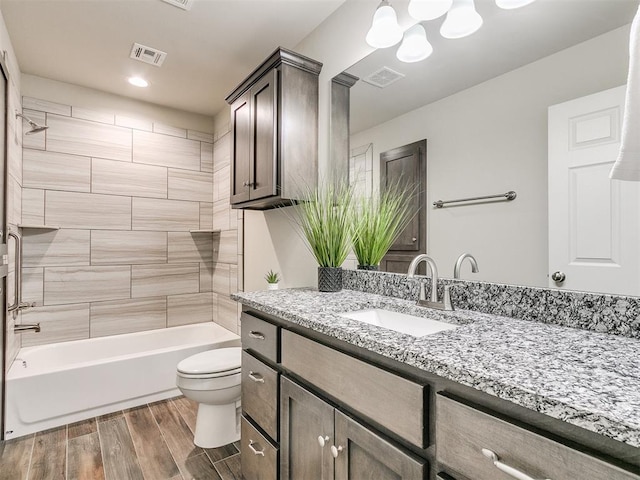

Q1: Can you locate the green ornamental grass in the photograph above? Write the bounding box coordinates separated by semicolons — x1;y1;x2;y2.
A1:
351;182;417;268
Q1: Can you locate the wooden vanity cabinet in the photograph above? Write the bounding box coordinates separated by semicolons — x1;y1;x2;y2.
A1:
436;394;640;480
281;376;426;480
225;47;322;210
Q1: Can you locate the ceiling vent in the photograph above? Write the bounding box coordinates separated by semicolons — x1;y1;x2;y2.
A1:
362;67;405;89
130;43;167;67
160;0;194;10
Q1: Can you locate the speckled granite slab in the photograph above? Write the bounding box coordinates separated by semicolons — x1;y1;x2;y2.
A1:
343;269;640;339
232;288;640;449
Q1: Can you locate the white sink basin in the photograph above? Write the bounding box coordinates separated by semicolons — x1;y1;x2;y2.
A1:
339;309;457;337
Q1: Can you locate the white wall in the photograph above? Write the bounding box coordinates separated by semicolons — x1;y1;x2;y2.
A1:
351;25;629;287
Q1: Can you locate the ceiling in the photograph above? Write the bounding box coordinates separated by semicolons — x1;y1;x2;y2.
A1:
347;0;638;133
0;0;345;118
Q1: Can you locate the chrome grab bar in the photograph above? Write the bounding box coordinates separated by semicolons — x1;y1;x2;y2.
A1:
433;191;517;208
7;229;34;314
14;323;40;333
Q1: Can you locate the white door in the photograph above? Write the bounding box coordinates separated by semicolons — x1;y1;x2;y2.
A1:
548;85;640;295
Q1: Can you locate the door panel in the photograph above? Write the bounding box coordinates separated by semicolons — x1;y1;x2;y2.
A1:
548;86;640;294
250;69;277;201
230;92;251;204
0;54;9;440
280;376;334;480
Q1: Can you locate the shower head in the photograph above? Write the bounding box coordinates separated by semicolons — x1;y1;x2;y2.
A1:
15;111;48;135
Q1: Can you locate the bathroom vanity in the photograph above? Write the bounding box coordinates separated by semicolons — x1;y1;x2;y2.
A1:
234;280;640;480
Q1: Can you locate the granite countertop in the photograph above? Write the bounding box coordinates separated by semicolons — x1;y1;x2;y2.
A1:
232;288;640;449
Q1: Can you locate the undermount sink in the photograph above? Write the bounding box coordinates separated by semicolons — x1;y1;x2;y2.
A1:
339;309;457;337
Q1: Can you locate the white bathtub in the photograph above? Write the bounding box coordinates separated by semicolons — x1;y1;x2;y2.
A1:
5;322;240;439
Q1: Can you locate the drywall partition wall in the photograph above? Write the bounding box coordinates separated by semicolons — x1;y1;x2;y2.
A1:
17;88;231;347
1;7;24;372
349;26;629;287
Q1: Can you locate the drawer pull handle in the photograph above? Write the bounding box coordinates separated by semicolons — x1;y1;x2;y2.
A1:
249;331;266;340
318;435;330;447
330;445;343;458
248;440;265;456
248;371;265;383
482;449;551;480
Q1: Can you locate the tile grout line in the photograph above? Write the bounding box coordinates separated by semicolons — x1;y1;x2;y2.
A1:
96;416;108;480
24;433;36;480
65;424;69;480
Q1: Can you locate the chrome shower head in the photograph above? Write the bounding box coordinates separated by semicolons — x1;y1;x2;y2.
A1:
15;111;48;135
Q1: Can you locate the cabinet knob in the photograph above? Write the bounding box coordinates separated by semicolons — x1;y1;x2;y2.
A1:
317;435;330;447
330;445;343;458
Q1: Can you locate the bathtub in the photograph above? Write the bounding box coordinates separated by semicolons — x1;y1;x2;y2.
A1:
5;322;240;439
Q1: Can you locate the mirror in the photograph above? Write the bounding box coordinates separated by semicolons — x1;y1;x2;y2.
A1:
339;0;639;295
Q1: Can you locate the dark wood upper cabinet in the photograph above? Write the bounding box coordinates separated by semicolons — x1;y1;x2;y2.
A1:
226;48;322;210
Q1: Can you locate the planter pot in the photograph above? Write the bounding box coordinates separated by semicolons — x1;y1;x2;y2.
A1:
357;265;379;271
267;283;279;290
318;267;342;292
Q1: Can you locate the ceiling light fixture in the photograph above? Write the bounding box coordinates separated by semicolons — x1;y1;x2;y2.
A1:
366;0;403;49
408;0;453;21
396;24;433;63
128;76;149;88
440;0;483;39
495;0;536;9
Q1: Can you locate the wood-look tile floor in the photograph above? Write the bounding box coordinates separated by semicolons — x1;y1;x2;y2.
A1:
0;396;242;480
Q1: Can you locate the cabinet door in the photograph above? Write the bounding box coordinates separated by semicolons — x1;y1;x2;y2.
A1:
281;376;334;480
249;68;278;201
333;410;426;480
230;91;251;204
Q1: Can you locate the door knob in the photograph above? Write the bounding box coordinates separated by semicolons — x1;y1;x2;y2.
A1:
551;271;566;282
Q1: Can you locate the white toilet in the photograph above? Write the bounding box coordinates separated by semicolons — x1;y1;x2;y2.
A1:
176;347;242;448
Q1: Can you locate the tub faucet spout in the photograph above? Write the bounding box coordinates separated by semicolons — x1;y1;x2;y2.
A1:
14;323;40;333
407;254;453;310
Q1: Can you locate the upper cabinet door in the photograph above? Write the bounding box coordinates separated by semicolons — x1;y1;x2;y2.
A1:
230;92;251;204
250;69;278;201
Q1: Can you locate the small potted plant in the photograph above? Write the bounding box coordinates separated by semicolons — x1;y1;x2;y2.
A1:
351;181;417;270
264;270;280;290
288;182;354;292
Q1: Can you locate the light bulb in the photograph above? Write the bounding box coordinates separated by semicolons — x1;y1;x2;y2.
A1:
396;25;433;63
128;76;149;88
440;0;483;39
496;0;535;9
366;1;403;49
408;0;453;21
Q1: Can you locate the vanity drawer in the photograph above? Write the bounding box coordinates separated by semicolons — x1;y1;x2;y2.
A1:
437;394;640;480
281;330;427;448
241;312;279;363
241;416;278;480
242;350;279;441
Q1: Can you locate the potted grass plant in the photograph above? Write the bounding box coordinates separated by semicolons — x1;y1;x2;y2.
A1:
351;181;417;270
264;270;280;290
289;182;354;292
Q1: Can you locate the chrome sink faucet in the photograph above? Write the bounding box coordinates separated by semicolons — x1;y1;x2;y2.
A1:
407;254;453;311
454;253;479;279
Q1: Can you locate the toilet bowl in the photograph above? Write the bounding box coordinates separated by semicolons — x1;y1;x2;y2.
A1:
176;347;242;448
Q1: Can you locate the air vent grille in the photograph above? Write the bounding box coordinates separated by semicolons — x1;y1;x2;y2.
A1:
363;67;405;89
160;0;194;10
130;43;167;67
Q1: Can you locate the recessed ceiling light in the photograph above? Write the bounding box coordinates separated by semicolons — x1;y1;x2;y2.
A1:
128;76;149;88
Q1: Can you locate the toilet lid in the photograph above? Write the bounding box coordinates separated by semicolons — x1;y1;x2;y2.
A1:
177;347;241;375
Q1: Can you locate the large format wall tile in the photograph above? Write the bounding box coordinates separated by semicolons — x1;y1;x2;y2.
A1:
91;230;167;265
132;198;199;231
23;229;90;267
92;158;167;198
212;263;230;296
44;266;131;305
153;123;186;138
131;264;199;298
47;115;132;162
115;115;152;131
214;230;237;264
200;263;213;292
72;106;115;124
46;191;131;229
23;267;44;306
91;297;167;337
213;165;230;202
21;304;90;347
215;294;239;334
167;292;213;326
188;130;213;143
200;203;213;230
23;149;91;192
213;133;230;171
201;142;214;173
212;200;230;231
22;189;44;225
133;131;200;170
22;109;45;151
168;232;213;264
168;169;213;202
23;96;71;116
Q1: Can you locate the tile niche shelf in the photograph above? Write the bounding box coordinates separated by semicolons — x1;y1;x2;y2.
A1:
18;224;60;230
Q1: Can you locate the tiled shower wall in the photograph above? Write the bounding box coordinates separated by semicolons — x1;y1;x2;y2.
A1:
18;96;242;347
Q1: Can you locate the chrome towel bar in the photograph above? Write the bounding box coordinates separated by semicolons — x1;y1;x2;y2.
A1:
433;190;517;208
